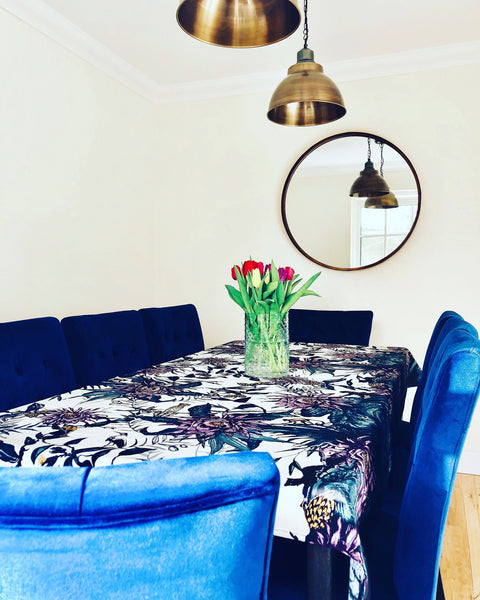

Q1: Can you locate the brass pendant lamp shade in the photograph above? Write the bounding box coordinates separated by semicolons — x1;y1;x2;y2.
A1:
349;159;390;197
267;0;345;126
349;138;390;197
364;192;399;209
176;0;301;48
267;48;346;126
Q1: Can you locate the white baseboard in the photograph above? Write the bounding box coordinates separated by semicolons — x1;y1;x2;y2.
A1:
458;450;480;475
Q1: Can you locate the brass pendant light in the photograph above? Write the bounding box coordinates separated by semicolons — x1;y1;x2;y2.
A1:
267;0;346;126
363;142;398;208
364;193;399;209
349;138;390;198
176;0;301;48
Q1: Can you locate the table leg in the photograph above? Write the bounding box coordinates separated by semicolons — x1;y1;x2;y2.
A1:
307;544;334;600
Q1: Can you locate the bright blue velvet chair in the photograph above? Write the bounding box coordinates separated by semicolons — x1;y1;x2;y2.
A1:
139;304;205;365
0;452;279;600
289;309;373;346
391;311;477;491
409;311;474;433
360;323;480;599
0;316;76;411
61;310;150;388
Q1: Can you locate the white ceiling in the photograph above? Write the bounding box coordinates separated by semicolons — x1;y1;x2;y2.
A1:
3;0;480;103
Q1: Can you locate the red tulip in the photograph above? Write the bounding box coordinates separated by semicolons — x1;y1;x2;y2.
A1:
231;265;241;280
285;267;294;281
242;260;257;276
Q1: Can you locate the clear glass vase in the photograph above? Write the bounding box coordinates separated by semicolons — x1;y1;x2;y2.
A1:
244;312;289;378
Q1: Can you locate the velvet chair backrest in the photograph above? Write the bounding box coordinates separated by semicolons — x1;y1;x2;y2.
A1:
289;309;373;346
408;317;478;454
393;326;480;600
409;311;475;430
61;310;150;388
0;452;279;600
0;317;76;411
139;304;205;365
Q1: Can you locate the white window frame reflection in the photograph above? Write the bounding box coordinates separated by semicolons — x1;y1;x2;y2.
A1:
350;191;418;268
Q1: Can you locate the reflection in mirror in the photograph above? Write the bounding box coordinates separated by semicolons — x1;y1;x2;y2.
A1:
281;133;421;271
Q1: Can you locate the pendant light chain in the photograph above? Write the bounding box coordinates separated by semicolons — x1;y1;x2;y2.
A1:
367;138;372;161
303;0;309;49
380;143;385;176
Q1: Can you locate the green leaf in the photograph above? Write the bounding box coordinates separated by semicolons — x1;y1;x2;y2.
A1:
235;272;253;314
265;281;279;294
270;261;280;283
225;285;246;310
301;290;321;298
276;281;286;306
281;272;321;316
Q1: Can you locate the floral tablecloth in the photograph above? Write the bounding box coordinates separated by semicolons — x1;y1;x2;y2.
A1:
0;341;416;600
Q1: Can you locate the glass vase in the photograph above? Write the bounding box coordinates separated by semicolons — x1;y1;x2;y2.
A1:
244;312;289;378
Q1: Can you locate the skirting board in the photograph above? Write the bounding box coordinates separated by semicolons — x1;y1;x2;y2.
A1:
458;450;480;476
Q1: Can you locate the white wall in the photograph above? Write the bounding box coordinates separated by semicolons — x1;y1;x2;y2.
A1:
2;8;480;464
0;10;160;319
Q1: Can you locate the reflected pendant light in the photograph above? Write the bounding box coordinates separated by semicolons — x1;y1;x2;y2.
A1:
267;0;346;126
364;193;399;209
176;0;301;48
349;138;390;198
364;143;398;208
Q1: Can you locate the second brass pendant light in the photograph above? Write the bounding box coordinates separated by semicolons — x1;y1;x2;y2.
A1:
268;0;346;126
177;0;346;127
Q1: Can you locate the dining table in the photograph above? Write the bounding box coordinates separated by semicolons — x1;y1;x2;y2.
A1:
0;340;418;600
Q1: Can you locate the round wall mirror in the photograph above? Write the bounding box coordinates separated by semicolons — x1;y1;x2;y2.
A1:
281;132;421;271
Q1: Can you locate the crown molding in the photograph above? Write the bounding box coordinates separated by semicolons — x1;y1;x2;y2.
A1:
3;0;480;105
2;0;165;102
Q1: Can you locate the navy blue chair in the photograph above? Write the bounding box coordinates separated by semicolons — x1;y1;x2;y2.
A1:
61;310;150;388
139;304;205;365
360;322;480;599
289;309;373;346
0;452;279;600
0;317;76;411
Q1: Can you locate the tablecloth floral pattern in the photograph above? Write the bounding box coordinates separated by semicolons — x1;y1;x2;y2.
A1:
0;341;414;600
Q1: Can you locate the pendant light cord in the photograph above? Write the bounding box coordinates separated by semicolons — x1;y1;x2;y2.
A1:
380;143;384;176
303;0;309;49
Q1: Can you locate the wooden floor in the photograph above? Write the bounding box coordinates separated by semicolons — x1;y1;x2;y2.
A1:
440;473;480;600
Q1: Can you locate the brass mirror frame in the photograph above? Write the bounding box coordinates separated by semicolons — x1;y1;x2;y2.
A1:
281;132;422;271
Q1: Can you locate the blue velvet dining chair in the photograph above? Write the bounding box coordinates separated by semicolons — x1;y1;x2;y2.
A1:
289;309;373;346
0;316;76;411
390;311;477;491
61;310;150;388
139;304;205;365
360;323;480;600
0;452;280;600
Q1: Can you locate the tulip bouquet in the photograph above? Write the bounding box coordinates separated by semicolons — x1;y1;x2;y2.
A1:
226;259;321;377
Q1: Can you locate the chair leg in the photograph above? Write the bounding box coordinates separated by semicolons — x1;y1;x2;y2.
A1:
436;572;446;600
307;545;333;600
